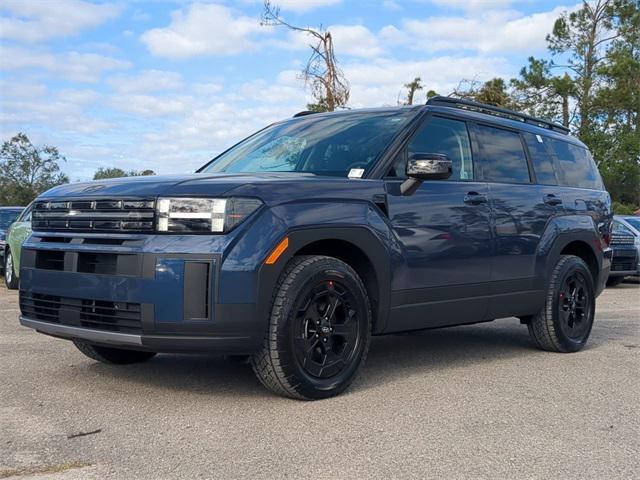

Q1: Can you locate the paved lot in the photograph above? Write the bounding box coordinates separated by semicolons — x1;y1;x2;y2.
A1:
1;283;638;480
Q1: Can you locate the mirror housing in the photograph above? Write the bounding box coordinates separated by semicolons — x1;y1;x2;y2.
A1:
400;153;452;195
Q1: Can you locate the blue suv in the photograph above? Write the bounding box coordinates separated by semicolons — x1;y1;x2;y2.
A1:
18;97;612;399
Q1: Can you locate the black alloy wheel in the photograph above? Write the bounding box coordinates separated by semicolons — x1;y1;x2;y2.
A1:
293;279;361;379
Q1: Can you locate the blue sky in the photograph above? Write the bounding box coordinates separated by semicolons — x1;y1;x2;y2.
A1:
0;0;578;181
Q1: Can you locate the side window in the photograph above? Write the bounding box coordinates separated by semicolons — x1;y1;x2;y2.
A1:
547;139;603;190
523;133;558;185
475;125;531;184
403;116;474;181
18;205;32;222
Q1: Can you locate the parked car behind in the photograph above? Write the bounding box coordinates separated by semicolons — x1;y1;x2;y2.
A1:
4;203;32;289
606;216;640;286
18;97;613;399
1;206;24;275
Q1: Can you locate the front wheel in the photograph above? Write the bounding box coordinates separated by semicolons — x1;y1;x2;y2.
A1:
73;340;157;364
4;248;19;290
528;255;595;353
251;255;372;400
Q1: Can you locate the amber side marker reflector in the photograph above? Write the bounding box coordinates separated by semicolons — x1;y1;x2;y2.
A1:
265;237;289;265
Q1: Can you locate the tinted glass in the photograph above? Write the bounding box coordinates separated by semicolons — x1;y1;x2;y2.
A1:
623;217;640;231
476;125;531;184
524;133;558;185
0;210;21;229
613;221;633;235
201;112;413;177
406;116;474;181
547;139;603;189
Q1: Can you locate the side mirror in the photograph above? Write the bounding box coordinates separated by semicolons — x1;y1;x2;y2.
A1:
407;153;452;180
401;153;452;195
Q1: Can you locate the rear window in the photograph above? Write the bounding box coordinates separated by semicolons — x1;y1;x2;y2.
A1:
523;133;558;185
476;125;531;184
547;139;603;190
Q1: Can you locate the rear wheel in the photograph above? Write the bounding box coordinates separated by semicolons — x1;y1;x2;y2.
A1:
4;248;19;290
251;255;371;400
73;340;157;364
528;255;595;353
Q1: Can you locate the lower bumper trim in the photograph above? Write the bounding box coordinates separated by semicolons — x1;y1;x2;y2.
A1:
20;316;143;346
19;316;256;353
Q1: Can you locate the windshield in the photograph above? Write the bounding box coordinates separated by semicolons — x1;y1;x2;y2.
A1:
0;210;21;229
201;111;413;177
623;217;640;232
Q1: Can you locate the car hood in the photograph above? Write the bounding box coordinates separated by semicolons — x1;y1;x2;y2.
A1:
37;172;384;205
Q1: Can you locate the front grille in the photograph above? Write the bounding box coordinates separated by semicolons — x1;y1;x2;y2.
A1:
32;199;155;233
611;233;635;246
20;292;142;333
612;258;638;272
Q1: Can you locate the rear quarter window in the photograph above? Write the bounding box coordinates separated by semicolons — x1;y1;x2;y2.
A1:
547;138;603;190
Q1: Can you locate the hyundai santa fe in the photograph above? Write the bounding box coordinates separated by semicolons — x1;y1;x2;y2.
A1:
18;97;613;399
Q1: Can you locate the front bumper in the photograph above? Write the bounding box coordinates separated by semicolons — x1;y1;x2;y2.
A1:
18;233;264;354
20;316;254;353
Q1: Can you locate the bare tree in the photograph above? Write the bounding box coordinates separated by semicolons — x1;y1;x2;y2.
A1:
403;77;423;105
262;1;349;112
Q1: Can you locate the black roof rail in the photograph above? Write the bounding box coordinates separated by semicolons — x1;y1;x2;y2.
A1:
292;110;317;118
426;96;570;134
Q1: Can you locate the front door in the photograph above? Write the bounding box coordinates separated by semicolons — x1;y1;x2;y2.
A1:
384;115;492;332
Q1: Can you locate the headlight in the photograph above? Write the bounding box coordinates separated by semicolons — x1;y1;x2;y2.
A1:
156;197;262;233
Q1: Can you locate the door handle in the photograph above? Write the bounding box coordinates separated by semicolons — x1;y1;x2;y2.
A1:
543;194;563;206
463;192;488;205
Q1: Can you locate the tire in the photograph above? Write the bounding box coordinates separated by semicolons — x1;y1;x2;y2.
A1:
251;255;372;400
528;255;595;353
73;340;157;364
606;276;625;287
4;248;19;290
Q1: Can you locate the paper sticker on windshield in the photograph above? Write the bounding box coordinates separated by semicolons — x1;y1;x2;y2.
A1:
348;168;365;179
536;134;544;143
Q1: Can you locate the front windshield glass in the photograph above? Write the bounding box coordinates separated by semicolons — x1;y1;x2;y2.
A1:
0;210;21;229
201;111;414;177
624;217;640;231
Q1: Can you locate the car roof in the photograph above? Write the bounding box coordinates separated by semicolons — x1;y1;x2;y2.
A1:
285;103;586;148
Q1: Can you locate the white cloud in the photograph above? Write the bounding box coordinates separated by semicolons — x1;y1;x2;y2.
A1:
109;94;194;117
107;70;184;93
0;87;109;135
344;56;512;106
425;0;517;10
140;3;267;59
0;0;122;43
402;5;576;53
272;0;342;12
0;46;130;82
329;25;383;58
192;82;224;95
283;24;382;58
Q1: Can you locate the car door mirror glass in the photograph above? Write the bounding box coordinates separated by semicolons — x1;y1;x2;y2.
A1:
407;153;452;180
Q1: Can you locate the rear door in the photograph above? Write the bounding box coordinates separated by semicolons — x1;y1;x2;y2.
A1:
384;114;492;331
472;125;564;317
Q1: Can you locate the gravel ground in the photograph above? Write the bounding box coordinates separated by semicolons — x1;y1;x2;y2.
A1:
1;282;638;479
